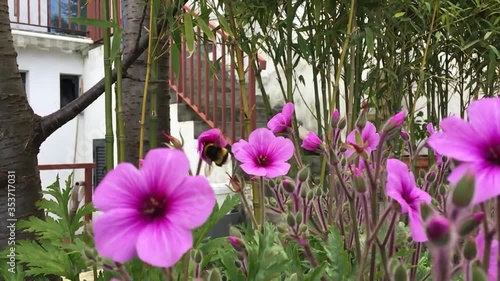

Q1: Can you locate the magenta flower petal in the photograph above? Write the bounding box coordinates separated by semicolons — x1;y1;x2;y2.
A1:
141;149;190;197
301;131;323;151
93;209;144;263
470;164;500;204
92;148;215;267
240;163;268;177
467;98;500;141
136;220;193;267
233;128;294;178
263;163;292;178
345;121;380;157
167;176;215;229
386;159;431;242
93;163;147;212
267;102;294;134
408;209;427;242
428;117;483;162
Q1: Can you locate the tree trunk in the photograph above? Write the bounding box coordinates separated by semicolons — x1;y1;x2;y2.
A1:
121;0;173;164
0;0;44;248
0;0;157;248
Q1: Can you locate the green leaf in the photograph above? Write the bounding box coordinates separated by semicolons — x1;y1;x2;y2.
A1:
183;13;195;54
214;11;234;37
170;43;181;78
460;40;480;51
195;17;215;42
69;17;119;29
489;45;500;59
110;29;123;63
484;31;493;40
394;12;406;18
365;27;375;56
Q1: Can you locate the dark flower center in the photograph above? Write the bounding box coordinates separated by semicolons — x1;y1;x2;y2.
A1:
256;155;269;166
485;145;500;166
141;196;167;220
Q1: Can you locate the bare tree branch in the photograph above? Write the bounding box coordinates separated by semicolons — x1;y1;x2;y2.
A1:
38;21;161;143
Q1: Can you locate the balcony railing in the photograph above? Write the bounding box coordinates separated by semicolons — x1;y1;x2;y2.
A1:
169;5;267;144
9;0;120;42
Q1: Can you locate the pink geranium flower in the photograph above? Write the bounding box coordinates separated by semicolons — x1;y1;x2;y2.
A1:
386;159;432;242
232;128;294;178
197;128;228;163
428;97;500;204
92;149;216;267
267;102;294;134
426;123;442;164
476;230;498;281
345;121;380;158
301;131;323;152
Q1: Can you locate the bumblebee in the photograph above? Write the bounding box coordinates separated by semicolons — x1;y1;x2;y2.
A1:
203;143;231;176
203;143;231;167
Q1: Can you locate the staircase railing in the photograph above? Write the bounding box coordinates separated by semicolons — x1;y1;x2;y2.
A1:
169;5;266;144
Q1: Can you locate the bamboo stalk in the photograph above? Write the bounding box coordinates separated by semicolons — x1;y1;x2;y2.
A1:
112;0;125;163
138;0;156;163
103;0;114;170
149;4;159;149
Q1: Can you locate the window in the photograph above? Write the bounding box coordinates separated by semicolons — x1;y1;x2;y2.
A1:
60;75;79;108
49;0;87;36
20;72;26;92
93;139;106;188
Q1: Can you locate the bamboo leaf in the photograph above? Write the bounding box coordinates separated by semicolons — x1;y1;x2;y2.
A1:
484;31;493;40
365;27;375;56
69;17;119;29
460;40;480;51
489;45;500;59
110;29;122;63
171;43;180;78
183;13;195;54
214;11;234;37
394;12;406;18
195;17;216;42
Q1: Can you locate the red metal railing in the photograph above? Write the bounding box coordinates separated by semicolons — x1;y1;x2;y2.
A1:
38;163;95;221
8;0;119;42
169;5;267;144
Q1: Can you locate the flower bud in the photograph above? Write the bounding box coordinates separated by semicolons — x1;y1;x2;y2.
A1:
356;111;368;130
426;216;451;246
340;157;347;166
425;171;437;183
307;190;314;201
268;179;277;189
420;203;434;222
400;131;410;141
229;226;243;238
299;224;308;233
338;118;347;130
332;109;340;127
227;173;243;192
463;236;477;261
471;264;488;281
458;212;485;236
388;257;400;274
392;263;408;281
228;236;245;251
419;169;426;179
439;184;447;196
282;179;296;193
296;212;303;224
162;131;183;149
382;111;405;134
298;166;310;182
315;187;323;197
452;172;475;208
193;249;203;263
353;169;367;193
300;186;308;198
208;268;222;281
277;225;287;233
287;213;296;227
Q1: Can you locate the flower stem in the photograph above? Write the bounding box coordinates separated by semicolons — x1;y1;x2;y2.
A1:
481;203;492;273
115;262;132;281
349;198;362;263
259;176;266;230
239;189;258;228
